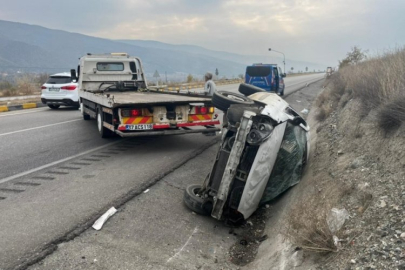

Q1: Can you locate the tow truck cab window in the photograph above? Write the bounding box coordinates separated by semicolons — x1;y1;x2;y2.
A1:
96;62;124;71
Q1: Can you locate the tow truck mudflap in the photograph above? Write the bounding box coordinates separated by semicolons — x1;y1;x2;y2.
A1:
115;127;220;137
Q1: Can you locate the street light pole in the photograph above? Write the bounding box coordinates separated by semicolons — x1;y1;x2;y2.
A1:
268;48;285;74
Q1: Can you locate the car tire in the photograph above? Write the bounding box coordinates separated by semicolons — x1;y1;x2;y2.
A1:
81;102;91;120
238;83;265;96
48;104;60;109
212;91;254;111
97;108;114;138
183;184;211;215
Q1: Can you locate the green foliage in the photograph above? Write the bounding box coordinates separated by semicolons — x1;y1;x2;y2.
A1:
339;46;367;69
186;74;193;83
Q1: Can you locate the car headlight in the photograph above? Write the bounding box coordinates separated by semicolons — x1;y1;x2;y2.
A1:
247;123;274;145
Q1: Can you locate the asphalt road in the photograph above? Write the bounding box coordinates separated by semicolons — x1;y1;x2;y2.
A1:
0;73;324;270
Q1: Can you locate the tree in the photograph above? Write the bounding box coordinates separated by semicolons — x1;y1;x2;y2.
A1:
186;74;193;83
291;67;294;73
339;46;367;69
305;67;308;72
215;68;219;77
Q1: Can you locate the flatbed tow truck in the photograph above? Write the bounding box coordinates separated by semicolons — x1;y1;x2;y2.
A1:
72;53;220;138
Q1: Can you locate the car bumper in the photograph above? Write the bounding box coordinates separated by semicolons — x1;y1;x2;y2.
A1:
41;98;79;107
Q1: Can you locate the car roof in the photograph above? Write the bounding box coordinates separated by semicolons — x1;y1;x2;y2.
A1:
50;72;71;77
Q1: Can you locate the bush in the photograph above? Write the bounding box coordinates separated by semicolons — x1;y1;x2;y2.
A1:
377;95;405;133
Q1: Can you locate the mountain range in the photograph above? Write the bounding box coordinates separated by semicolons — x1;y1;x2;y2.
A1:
0;20;325;80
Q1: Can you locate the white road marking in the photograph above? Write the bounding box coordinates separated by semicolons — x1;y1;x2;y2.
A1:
167;226;199;263
0;119;82;137
0;108;48;117
0;140;125;185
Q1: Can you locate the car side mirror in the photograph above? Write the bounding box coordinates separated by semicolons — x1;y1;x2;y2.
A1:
70;69;77;81
282;73;287;78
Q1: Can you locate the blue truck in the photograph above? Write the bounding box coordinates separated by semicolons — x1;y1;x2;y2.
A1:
244;64;286;96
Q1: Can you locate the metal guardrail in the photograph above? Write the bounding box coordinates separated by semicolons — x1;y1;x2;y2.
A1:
149;79;242;92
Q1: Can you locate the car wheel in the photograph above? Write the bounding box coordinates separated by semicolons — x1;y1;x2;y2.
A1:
183;184;211;215
97;108;114;138
48;104;60;109
238;83;265;96
81;102;91;120
212;91;254;111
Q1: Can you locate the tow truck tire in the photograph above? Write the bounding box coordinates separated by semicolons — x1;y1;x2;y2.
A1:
238;83;265;96
48;104;60;109
81;102;91;120
212;91;254;111
97;108;114;138
184;184;211;216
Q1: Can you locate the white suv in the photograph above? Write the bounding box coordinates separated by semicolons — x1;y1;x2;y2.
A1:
41;72;79;109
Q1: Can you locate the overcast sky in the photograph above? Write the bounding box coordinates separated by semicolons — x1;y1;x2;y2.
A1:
1;0;404;66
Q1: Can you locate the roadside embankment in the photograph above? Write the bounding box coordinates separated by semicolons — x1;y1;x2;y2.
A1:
252;49;405;270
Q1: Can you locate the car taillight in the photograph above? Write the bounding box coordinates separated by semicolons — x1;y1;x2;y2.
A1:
41;86;46;90
61;85;77;90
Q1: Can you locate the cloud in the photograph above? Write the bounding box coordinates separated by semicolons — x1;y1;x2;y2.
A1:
0;0;405;65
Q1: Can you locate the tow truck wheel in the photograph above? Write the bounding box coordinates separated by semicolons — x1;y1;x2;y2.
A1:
81;102;90;120
212;91;254;111
184;184;211;216
238;83;265;96
97;109;114;138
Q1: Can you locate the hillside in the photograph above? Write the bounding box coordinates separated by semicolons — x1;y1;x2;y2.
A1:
0;20;325;79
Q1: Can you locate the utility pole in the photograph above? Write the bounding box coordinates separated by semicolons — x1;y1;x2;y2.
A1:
268;48;285;73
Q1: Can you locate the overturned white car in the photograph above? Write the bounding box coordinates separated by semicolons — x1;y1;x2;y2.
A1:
184;84;310;223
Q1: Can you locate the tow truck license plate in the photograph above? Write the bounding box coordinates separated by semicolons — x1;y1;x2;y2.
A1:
126;124;153;130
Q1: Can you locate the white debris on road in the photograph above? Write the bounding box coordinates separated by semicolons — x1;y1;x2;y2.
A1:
92;207;117;231
300;108;309;114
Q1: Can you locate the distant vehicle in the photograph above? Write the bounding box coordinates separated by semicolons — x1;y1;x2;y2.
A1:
75;53;220;138
41;72;79;109
326;67;333;77
244;63;286;96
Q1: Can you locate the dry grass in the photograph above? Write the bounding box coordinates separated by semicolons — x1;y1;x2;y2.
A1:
315;73;347;122
317;47;405;132
339;47;405;132
286;179;352;253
